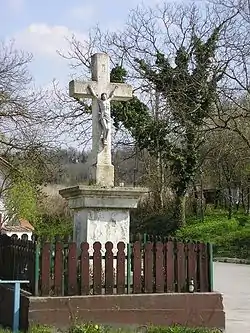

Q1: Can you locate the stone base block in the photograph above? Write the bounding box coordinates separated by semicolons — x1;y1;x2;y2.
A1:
28;293;225;331
59;185;148;252
73;208;130;254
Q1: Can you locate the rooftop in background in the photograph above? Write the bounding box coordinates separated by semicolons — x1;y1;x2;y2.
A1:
1;218;34;232
1;225;33;232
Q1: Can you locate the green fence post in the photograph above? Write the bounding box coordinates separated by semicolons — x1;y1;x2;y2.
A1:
127;243;131;294
34;241;40;296
208;243;214;292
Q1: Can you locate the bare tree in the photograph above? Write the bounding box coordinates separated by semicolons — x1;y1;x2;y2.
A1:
47;29;105;149
203;126;250;215
0;41;53;155
57;2;250;140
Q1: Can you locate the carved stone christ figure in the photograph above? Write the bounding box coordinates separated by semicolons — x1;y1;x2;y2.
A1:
88;85;118;145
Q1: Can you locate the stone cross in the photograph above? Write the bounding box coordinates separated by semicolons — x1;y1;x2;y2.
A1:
69;53;133;187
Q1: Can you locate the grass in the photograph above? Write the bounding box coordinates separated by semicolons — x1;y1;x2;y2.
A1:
176;206;250;259
0;324;222;333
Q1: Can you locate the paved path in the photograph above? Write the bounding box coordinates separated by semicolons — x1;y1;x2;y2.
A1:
214;262;250;332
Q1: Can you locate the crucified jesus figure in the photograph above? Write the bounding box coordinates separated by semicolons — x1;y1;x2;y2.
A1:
87;84;118;145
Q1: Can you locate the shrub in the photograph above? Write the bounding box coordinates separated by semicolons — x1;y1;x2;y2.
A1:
131;212;178;237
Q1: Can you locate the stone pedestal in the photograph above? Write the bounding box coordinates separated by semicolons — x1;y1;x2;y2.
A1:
66;52;144;261
59;185;147;252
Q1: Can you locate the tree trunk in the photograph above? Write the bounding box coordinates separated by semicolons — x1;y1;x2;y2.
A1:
214;189;220;209
247;186;250;215
228;186;233;220
174;195;186;229
155;91;164;211
235;186;240;212
200;176;204;222
241;188;245;211
193;184;199;217
157;152;164;210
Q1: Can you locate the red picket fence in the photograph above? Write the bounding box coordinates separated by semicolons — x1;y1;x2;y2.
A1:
38;239;212;296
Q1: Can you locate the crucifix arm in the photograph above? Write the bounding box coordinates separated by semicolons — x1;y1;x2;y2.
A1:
109;85;119;100
87;85;97;98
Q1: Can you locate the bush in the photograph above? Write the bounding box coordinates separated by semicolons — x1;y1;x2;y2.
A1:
131;212;178;236
35;213;73;239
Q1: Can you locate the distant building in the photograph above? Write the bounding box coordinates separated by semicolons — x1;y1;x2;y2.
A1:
1;218;34;241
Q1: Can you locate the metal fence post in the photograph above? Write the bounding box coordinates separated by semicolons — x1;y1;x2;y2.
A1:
127;243;131;293
0;280;29;333
13;282;21;333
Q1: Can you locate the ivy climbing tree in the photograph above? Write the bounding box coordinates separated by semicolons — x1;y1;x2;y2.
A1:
109;23;229;228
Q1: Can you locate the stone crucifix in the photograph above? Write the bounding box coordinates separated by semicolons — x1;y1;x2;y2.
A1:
69;53;133;187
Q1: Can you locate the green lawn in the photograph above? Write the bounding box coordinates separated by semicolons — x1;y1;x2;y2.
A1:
0;324;222;333
177;206;250;259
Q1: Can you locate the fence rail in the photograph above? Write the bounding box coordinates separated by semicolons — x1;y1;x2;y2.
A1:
0;235;213;296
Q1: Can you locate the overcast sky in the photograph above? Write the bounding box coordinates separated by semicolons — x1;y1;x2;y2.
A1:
1;0;160;88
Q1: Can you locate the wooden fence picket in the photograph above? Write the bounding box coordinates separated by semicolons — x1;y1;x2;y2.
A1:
67;242;77;295
105;242;114;295
54;241;63;296
41;242;51;296
165;240;175;292
155;242;164;293
80;242;90;295
187;242;197;291
176;241;186;292
144;242;153;293
93;242;102;295
117;242;125;294
198;242;209;292
133;241;141;294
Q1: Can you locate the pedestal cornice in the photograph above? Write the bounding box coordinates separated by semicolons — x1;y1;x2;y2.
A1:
59;185;148;210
